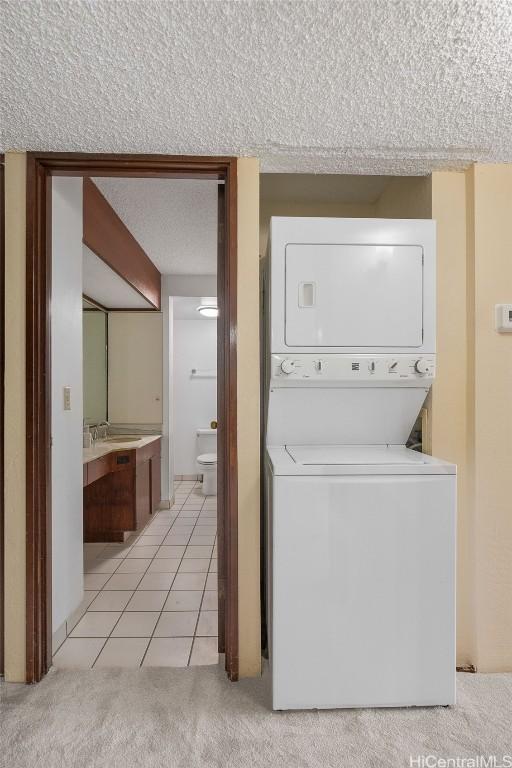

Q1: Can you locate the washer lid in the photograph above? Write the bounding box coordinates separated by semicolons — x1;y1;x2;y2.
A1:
285;445;429;466
266;387;429;446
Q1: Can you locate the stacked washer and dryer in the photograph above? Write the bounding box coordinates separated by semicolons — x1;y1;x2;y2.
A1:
263;217;456;711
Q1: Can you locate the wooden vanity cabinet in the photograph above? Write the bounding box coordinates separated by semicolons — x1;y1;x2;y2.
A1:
84;438;161;542
150;450;161;513
135;459;151;532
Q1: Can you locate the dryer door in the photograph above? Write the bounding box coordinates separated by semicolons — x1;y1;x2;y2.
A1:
285;244;423;348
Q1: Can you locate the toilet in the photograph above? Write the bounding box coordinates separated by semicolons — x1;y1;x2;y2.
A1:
197;428;217;496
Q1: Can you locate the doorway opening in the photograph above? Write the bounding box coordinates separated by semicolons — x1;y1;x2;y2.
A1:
25;154;238;682
54;181;221;669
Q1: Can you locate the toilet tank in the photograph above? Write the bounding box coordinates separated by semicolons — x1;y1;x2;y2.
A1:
197;428;217;455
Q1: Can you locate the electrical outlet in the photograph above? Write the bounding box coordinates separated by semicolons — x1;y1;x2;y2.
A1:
63;386;71;411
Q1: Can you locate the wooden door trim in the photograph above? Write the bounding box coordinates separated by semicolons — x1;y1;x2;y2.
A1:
83;178;162;309
215;181;239;677
0;154;4;675
25;153;238;682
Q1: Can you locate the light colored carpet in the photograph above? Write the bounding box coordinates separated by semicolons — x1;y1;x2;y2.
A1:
1;665;511;768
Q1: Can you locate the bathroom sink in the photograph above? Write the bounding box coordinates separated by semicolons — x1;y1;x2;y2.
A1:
103;436;141;443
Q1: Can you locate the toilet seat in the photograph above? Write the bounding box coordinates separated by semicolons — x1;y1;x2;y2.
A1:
197;453;217;466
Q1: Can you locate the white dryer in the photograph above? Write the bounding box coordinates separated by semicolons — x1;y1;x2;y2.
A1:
263;217;456;710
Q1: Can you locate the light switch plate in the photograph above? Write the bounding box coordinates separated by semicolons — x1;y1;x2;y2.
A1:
63;386;71;410
495;304;512;333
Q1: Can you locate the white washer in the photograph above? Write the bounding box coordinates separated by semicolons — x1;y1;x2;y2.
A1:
266;445;456;710
263;217;457;710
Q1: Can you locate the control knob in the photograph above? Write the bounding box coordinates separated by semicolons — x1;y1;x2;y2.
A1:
414;358;431;375
280;359;296;375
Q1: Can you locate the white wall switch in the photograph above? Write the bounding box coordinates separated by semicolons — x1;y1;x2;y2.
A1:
63;386;71;410
495;304;512;333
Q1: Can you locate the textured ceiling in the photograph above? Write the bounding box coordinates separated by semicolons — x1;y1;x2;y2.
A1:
1;1;511;175
92;178;218;275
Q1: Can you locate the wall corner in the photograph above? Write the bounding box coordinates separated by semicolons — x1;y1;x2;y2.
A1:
236;157;262;677
4;151;28;682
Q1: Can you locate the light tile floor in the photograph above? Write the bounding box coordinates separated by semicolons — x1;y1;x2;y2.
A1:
53;480;218;669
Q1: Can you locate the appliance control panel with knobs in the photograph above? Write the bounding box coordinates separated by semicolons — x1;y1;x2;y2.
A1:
280;359;297;375
414;358;433;375
271;354;435;385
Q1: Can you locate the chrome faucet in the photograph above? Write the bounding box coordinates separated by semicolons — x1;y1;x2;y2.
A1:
97;421;110;440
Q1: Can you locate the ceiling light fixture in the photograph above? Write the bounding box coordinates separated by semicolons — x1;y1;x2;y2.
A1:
196;297;218;318
197;305;218;318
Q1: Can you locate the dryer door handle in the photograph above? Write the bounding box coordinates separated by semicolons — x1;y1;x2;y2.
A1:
299;282;316;308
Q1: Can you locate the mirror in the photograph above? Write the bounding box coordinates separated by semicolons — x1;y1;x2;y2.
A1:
83;298;108;425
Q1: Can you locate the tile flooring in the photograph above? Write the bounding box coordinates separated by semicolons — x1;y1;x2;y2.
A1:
53;480;218;669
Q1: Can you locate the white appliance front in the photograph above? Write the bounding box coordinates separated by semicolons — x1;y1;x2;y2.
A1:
266;386;430;446
268;468;456;710
264;216;456;712
269;217;436;356
285;244;423;348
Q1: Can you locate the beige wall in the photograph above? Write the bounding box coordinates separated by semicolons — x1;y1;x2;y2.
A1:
237;158;262;677
375;176;432;219
260;200;374;256
431;165;512;671
83;311;108;425
431;171;474;667
108;312;163;425
4;153;27;682
470;165;512;672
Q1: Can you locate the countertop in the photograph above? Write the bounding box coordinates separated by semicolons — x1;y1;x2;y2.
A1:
83;434;161;465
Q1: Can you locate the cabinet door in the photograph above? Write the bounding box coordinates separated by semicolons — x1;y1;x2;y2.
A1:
150;455;161;513
136;459;151;530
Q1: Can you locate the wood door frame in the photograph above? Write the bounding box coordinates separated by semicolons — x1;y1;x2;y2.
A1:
25;152;238;682
0;153;4;676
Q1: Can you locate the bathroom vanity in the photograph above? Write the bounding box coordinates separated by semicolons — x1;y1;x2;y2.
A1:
83;435;161;542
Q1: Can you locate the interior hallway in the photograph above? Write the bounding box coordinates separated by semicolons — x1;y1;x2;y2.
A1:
53;480;218;669
1;669;510;768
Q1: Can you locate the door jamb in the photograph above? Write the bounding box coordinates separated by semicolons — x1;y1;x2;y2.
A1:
0;154;4;676
25;153;238;682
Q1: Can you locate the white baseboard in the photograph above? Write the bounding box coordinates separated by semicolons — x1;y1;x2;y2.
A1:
52;621;67;655
52;591;96;656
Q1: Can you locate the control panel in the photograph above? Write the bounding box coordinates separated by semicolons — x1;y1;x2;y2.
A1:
271;354;435;383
